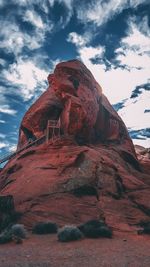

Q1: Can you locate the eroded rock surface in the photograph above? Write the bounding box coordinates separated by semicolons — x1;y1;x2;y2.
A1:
135;145;150;175
0;60;150;232
18;60;135;158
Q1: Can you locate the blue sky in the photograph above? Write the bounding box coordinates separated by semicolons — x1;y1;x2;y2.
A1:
0;0;150;159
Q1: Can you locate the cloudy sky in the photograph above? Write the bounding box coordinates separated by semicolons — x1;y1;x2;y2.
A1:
0;0;150;160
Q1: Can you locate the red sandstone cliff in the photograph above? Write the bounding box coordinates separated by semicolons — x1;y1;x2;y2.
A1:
18;60;135;157
0;60;149;232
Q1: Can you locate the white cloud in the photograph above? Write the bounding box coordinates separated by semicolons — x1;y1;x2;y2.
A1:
74;43;149;104
132;138;150;148
0;88;17;116
58;0;74;27
13;0;29;5
0;140;17;153
67;32;86;47
67;32;91;47
0;4;54;56
8;144;17;152
118;90;150;130
137;15;150;36
4;59;48;100
129;0;148;8
0;120;5;124
116;16;150;69
67;14;150;146
0;105;17;115
0;142;8;149
20;0;74;20
21;0;74;26
0;0;4;6
117;50;150;69
101;68;149;103
0;1;71;57
49;0;73;9
0;59;6;66
12;0;73;9
47;0;55;5
77;0;126;26
77;44;150;147
0;133;6;139
0;142;16;152
60;0;73;8
0;21;47;55
23;10;45;29
77;0;148;26
67;15;150;104
78;46;105;65
121;20;150;51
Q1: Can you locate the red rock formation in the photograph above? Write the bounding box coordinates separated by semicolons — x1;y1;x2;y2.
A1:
0;60;150;232
18;60;135;158
135;145;150;174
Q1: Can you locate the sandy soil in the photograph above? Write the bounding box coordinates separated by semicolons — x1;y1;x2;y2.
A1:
0;231;150;267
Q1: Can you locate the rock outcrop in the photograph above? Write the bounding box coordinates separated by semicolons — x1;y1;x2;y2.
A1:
135;145;150;175
18;60;135;158
0;60;150;232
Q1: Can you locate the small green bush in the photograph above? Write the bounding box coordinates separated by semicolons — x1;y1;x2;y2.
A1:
58;225;83;242
32;222;58;234
11;224;27;239
138;226;150;234
0;224;27;244
137;221;150;235
78;219;112;238
0;229;12;244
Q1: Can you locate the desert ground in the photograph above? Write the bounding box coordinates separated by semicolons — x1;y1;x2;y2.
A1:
0;231;150;267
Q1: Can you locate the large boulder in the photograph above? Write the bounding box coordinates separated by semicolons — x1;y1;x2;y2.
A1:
0;60;150;232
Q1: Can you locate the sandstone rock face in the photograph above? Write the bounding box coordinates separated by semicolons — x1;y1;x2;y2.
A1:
135;145;150;175
0;60;150;232
18;60;135;158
